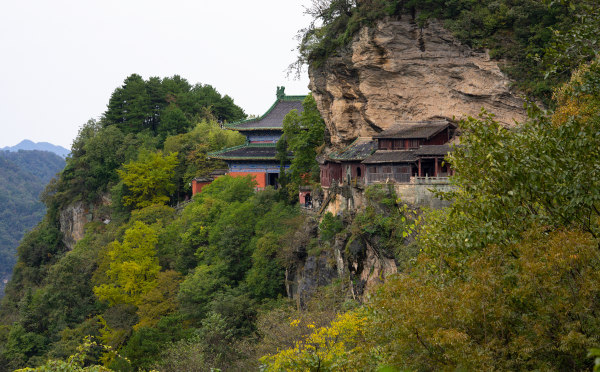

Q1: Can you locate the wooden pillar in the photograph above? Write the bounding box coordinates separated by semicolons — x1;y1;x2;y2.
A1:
418;159;422;177
434;157;438;177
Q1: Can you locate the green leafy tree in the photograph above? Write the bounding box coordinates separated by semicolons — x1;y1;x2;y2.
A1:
206;200;257;283
157;104;191;140
121;316;188;371
421;58;600;265
135;270;182;330
1;324;48;371
154;312;237;371
103;74;246;135
196;174;256;204
15;336;113;372
104;74;152;134
3;219;63;304
52;119;153;208
118;151;178;209
542;0;600;83
245;233;287;300
177;263;231;322
162;120;244;198
281;94;325;185
177;83;246;123
364;228;600;371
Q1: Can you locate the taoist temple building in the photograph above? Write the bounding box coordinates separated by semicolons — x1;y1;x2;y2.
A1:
207;87;305;189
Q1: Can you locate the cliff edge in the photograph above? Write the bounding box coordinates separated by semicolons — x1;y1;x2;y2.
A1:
309;17;529;146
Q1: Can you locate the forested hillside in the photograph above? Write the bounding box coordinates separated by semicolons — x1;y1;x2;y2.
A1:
0;150;65;297
0;74;298;371
2;1;600;371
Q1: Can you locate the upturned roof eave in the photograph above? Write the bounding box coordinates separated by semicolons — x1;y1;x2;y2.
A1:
223;94;306;130
229;127;284;132
210;156;281;161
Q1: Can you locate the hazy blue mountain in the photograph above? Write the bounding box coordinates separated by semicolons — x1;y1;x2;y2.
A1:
2;140;70;158
0;150;65;296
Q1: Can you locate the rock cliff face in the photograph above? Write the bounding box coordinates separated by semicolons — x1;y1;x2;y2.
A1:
286;193;399;305
59;202;89;250
59;195;111;250
309;17;529;146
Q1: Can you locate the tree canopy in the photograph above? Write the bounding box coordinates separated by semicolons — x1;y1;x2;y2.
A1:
103;74;245;136
93;221;161;307
117;151;179;209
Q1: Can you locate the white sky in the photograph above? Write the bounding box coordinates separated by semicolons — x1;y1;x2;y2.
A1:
0;0;313;149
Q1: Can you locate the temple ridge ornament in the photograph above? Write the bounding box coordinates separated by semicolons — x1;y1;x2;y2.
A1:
276;86;285;100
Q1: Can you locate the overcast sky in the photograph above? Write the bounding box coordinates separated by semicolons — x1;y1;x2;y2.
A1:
0;0;313;149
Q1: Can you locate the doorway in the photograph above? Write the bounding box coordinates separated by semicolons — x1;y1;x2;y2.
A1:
268;173;279;189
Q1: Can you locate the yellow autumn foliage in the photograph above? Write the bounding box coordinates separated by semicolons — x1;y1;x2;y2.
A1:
260;310;371;371
553;56;600;126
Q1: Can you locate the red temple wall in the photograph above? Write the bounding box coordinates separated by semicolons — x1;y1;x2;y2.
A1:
192;180;212;195
229;172;267;188
299;190;310;205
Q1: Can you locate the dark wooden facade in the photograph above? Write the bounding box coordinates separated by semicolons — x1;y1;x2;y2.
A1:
320;162;342;187
320;121;456;187
377;134;449;150
364;120;456;184
362;150;417;183
319;138;377;187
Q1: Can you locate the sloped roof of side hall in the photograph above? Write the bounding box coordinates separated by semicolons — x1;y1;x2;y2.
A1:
328;137;377;161
362;150;417;164
414;144;453;156
373;119;456;140
224;87;306;131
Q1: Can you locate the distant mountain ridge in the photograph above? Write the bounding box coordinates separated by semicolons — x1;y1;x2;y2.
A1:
2;140;70;158
0;150;66;297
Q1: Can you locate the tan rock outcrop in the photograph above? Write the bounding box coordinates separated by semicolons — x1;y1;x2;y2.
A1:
59;194;111;250
59;201;89;250
309;17;529;146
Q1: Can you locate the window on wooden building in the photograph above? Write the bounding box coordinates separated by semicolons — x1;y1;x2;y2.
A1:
397;166;410;173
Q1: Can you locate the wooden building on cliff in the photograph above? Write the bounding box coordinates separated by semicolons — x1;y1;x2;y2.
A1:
208;87;305;190
319;137;377;187
320;119;457;187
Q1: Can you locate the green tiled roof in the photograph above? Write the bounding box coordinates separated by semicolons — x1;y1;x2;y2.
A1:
208;143;290;161
224;87;306;131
